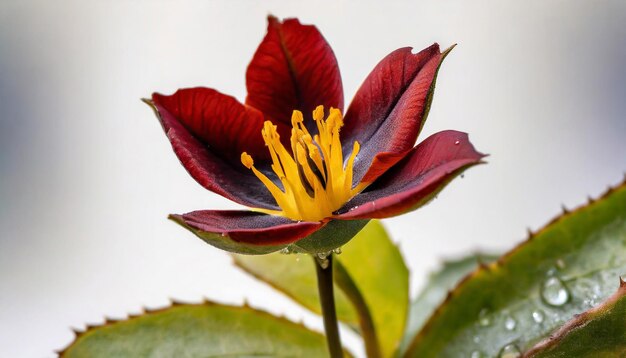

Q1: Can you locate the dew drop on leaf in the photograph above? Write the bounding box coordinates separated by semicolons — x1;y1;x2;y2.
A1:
541;276;570;306
532;310;545;323
504;316;516;330
498;344;521;358
478;308;491;326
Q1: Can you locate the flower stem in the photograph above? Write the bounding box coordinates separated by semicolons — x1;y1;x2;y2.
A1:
315;254;343;358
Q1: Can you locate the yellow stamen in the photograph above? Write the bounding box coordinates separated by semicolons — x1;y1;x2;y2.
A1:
241;105;361;222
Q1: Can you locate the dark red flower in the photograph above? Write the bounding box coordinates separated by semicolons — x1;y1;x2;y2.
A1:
145;16;485;254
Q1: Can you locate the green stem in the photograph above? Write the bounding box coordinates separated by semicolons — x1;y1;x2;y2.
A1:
315;254;343;358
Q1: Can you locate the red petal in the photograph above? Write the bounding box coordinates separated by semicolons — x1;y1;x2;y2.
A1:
147;96;280;210
246;16;343;131
335;131;485;219
343;44;450;185
153;87;283;163
174;210;324;246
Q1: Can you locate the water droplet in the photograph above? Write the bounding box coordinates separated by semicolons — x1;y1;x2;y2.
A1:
541;277;570;306
220;232;227;237
504;316;516;330
454;140;460;145
498;344;521;358
295;256;301;262
280;247;291;254
333;247;342;255
583;294;598;307
460;173;465;178
556;259;566;269
532;310;545;323
317;251;333;260
478;308;491;326
470;350;486;358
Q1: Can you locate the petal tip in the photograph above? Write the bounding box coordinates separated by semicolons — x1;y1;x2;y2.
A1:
267;14;278;24
168;213;183;223
443;43;457;56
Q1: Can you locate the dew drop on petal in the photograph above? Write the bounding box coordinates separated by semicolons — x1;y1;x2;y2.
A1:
498;344;521;358
532;310;545;323
454;140;460;145
541;277;570;306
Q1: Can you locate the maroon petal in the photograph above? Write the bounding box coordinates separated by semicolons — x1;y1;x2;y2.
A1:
246;16;343;132
335;131;485;219
152;88;285;163
343;44;451;185
172;210;324;246
146;95;279;210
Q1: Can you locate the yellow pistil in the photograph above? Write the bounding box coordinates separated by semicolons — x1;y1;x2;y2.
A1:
241;105;361;222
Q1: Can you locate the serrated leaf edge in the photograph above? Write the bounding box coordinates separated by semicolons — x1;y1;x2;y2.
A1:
56;298;324;357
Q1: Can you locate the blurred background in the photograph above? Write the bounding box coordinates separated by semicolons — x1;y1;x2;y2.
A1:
1;1;625;356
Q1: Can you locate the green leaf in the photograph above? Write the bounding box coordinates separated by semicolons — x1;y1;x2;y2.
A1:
399;253;498;354
233;253;360;329
525;281;626;357
405;181;626;357
234;220;409;358
336;220;409;358
60;301;342;357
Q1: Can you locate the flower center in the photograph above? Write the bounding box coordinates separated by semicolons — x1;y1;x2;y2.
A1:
241;106;360;222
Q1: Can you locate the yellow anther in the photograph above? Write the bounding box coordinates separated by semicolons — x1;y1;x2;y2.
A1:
241;152;254;169
313;105;324;121
241;106;362;222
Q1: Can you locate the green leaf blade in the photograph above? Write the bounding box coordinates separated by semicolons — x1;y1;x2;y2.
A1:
526;282;626;357
338;220;409;358
233;253;360;328
61;302;337;357
399;253;498;354
405;182;626;357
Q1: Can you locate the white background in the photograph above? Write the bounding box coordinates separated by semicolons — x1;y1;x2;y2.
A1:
1;1;625;357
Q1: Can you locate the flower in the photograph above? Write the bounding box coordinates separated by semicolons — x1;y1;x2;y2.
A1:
144;16;485;254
